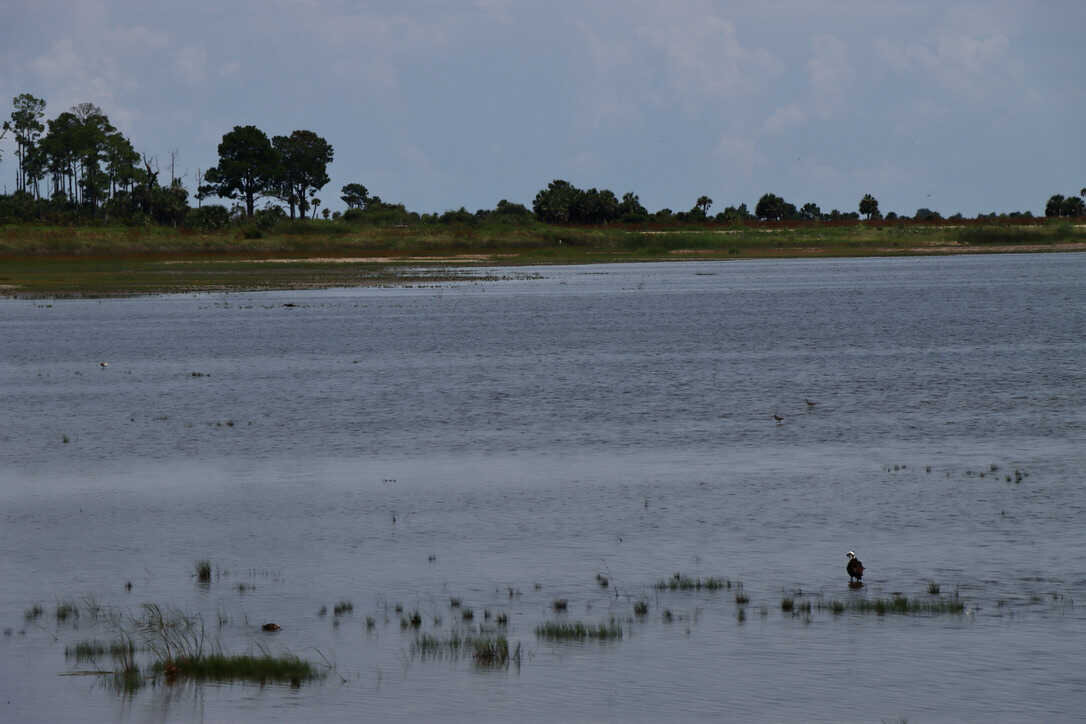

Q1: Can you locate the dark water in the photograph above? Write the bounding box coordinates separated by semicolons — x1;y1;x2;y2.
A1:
1;254;1084;722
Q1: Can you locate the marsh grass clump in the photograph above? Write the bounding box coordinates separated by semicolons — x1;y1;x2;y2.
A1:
928;582;941;595
461;608;474;621
333;600;353;616
535;620;623;641
781;597;794;612
24;604;43;621
194;560;212;584
55;600;79;623
596;573;609;588
734;591;750;605
65;638;136;664
819;596;964;616
552;598;568;612
365;616;376;630
633;600;649;617
413;631;515;664
152;653;319;686
495;612;509;626
472;636;520;668
662;609;673;622
449;597;462;608
401;610;422;629
655;573;730;591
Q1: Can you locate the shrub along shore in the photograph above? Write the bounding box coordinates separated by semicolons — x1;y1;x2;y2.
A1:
1;217;1083;297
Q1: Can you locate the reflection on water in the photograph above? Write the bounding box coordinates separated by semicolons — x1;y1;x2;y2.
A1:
1;254;1085;722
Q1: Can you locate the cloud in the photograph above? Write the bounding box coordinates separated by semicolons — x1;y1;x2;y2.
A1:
763;104;806;135
714;134;763;178
807;35;854;119
175;46;208;86
874;5;1016;97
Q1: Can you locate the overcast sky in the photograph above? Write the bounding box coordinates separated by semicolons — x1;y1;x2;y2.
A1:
2;0;1083;216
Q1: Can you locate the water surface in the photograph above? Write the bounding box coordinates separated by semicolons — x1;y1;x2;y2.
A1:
1;254;1084;722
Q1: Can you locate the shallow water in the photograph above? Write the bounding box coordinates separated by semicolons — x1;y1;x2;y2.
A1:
1;254;1084;722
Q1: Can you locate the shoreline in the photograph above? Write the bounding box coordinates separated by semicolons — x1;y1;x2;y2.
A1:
2;224;1083;298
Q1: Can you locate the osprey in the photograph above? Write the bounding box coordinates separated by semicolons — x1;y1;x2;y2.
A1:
846;551;864;583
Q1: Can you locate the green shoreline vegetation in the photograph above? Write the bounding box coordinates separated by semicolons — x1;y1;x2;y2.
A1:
2;217;1083;297
2;92;1084;297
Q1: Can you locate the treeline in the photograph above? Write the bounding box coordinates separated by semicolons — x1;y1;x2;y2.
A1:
1;93;1083;230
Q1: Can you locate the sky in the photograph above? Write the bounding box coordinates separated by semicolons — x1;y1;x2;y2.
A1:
1;0;1083;216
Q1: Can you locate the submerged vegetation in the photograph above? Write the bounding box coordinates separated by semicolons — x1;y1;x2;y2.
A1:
16;563;1051;703
817;595;965;616
151;652;319;686
655;573;730;591
535;620;624;641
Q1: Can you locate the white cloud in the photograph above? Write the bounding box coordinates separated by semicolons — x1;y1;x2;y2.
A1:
629;1;784;104
763;104;806;135
714;134;763;178
874;5;1016;97
175;46;208;86
807;34;854;119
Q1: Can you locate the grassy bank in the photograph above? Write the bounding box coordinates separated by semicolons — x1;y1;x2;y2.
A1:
1;218;1082;297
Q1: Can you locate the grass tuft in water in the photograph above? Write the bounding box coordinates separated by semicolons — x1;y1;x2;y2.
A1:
55;600;79;623
194;560;212;584
819;595;964;615
472;636;520;668
333;600;353;616
928;582;941;595
552;598;568;612
152;653;320;686
655;573;730;591
65;638;136;663
596;573;609;588
633;600;649;616
24;604;43;621
535;620;623;641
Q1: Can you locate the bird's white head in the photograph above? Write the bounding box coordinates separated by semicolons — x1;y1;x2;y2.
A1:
846;551;855;559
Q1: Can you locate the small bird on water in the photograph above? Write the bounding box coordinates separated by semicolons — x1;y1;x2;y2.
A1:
773;414;784;424
99;361;109;368
846;551;864;584
805;399;816;407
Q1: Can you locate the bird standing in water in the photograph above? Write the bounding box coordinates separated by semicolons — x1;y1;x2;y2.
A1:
846;551;864;583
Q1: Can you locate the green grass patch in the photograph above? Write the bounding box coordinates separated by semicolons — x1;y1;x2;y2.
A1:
472;636;520;667
152;653;320;686
819;595;964;615
3;220;1080;297
655;573;730;591
65;638;135;663
535;620;623;641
